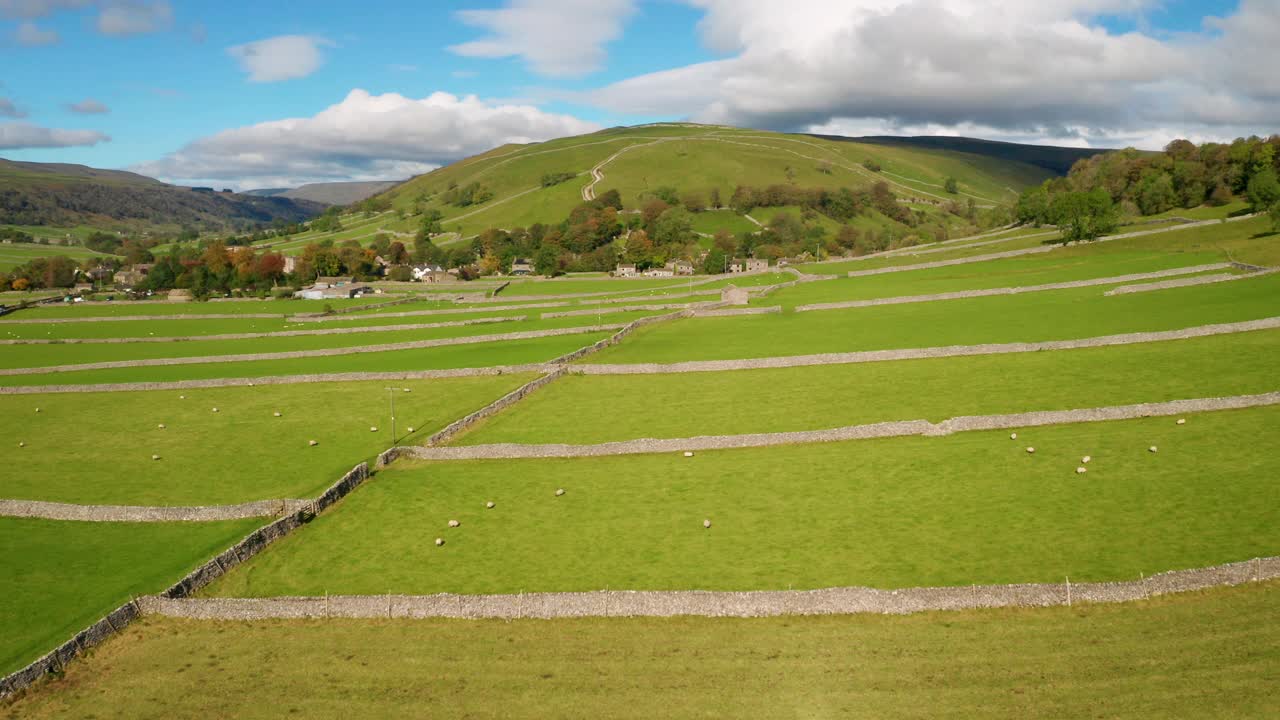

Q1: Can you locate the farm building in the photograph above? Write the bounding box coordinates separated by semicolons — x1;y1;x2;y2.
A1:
510;258;535;276
615;263;638;277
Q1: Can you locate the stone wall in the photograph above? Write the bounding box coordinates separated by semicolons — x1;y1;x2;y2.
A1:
291;302;569;323
799;264;1231;312
390;392;1280;460
1;313;284;325
0;365;547;395
139;556;1279;621
0;316;525;345
0;325;624;377
694;306;782;318
575;317;1280;375
420;369;568;449
0;462;369;699
289;295;420;319
548;308;699;366
0;498;309;522
1105;269;1277;296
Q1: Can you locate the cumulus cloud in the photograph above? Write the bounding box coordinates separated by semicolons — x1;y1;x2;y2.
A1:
13;19;58;44
584;0;1280;149
133;89;602;188
96;0;171;36
450;0;636;77
0;121;109;149
227;35;331;83
66;98;109;114
0;97;26;118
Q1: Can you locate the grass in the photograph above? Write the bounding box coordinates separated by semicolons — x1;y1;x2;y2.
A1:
0;376;533;505
0;332;610;387
587;271;1280;363
459;328;1280;445
0;242;116;272
8;581;1279;719
7;297;381;319
689;209;760;236
0;312;651;370
206;406;1280;596
0;517;261;675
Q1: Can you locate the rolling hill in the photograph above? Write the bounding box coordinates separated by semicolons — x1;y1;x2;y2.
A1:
244;180;403;206
0;159;325;232
365;123;1067;246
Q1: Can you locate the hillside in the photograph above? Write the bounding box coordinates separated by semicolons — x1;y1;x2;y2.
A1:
244;180;403;206
828;136;1110;176
367;123;1061;246
0;159;325;231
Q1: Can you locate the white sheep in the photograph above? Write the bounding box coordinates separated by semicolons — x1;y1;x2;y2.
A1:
18;442;25;448
1026;447;1035;454
158;424;166;429
703;519;712;528
370;426;378;432
683;451;694;457
152;454;161;461
1076;467;1087;474
309;440;319;446
486;501;495;509
555;488;565;496
1176;418;1186;425
273;412;282;417
1081;455;1091;464
1149;446;1158;453
435;537;445;547
448;520;460;528
34;408;40;413
179;395;186;399
212;408;219;413
407;427;415;433
1010;432;1018;440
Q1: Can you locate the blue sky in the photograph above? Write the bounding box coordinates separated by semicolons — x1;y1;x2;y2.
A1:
1;0;1270;189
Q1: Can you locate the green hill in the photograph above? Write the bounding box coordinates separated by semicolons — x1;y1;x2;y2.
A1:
370;124;1062;245
0;158;325;232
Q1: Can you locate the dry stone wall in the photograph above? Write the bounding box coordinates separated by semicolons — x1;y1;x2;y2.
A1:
396;391;1280;460
575;317;1280;375
1105;269;1278;296
0;498;309;522
419;369;568;449
800;264;1232;311
694;306;782;317
138;556;1279;621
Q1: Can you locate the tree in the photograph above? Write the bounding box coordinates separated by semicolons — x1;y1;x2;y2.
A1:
1271;202;1280;234
703;247;727;275
1048;188;1118;243
680;191;706;213
624;229;654;266
1247;167;1280;212
652;207;694;246
944;177;959;194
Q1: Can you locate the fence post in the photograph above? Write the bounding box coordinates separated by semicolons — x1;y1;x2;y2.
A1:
1065;576;1072;607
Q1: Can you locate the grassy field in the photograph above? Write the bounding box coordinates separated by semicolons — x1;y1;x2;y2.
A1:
0;517;261;675
0;332;610;387
0;376;533;505
5;296;386;319
690;209;761;236
587;272;1280;363
459;328;1280;445
8;581;1278;719
0;312;649;370
0;242;116;271
207;406;1280;596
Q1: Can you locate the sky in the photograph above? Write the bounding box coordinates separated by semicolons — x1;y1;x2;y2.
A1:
0;0;1274;190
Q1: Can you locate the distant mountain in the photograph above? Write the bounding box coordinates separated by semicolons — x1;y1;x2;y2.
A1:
816;135;1109;176
0;159;325;230
241;188;289;197
276;180;403;206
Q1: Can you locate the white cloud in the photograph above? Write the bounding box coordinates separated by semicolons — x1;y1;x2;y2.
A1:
227;35;331;83
95;0;170;35
0;97;26;117
583;0;1280;149
13;19;58;44
66;98;109;114
133;89;601;188
0;121;109;149
0;0;90;20
450;0;636;77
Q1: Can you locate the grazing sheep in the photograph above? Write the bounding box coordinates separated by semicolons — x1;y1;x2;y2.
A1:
1010;433;1017;440
18;442;25;448
179;395;186;399
683;451;694;458
407;427;415;433
370;426;378;432
486;502;495;509
34;408;40;413
448;520;460;528
1149;446;1158;453
703;519;712;528
555;488;565;496
273;412;282;417
1081;455;1091;464
152;455;161;461
1026;447;1035;454
212;408;219;413
402;388;411;393
435;538;444;547
1176;418;1186;425
1076;467;1087;474
309;440;319;446
158;424;166;429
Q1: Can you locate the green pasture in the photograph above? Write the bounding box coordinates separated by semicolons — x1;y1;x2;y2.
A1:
0;242;116;271
587;271;1280;363
11;582;1278;719
0;517;261;675
0;376;534;505
689;209;760;236
0;332;610;387
460;328;1280;445
0;311;651;370
207;405;1280;596
4;296;387;320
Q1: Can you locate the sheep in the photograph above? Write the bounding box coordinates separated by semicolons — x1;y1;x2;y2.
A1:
309;440;319;446
370;426;378;432
1076;467;1087;475
18;442;25;448
407;427;415;433
402;388;411;393
703;519;712;529
34;408;40;413
1010;432;1018;440
683;451;694;457
1176;418;1186;425
448;520;460;528
435;538;445;547
179;395;186;399
1026;447;1035;454
1149;446;1158;453
486;501;495;509
1081;455;1091;464
211;408;219;413
152;455;161;461
555;488;565;496
158;424;166;430
273;412;282;417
